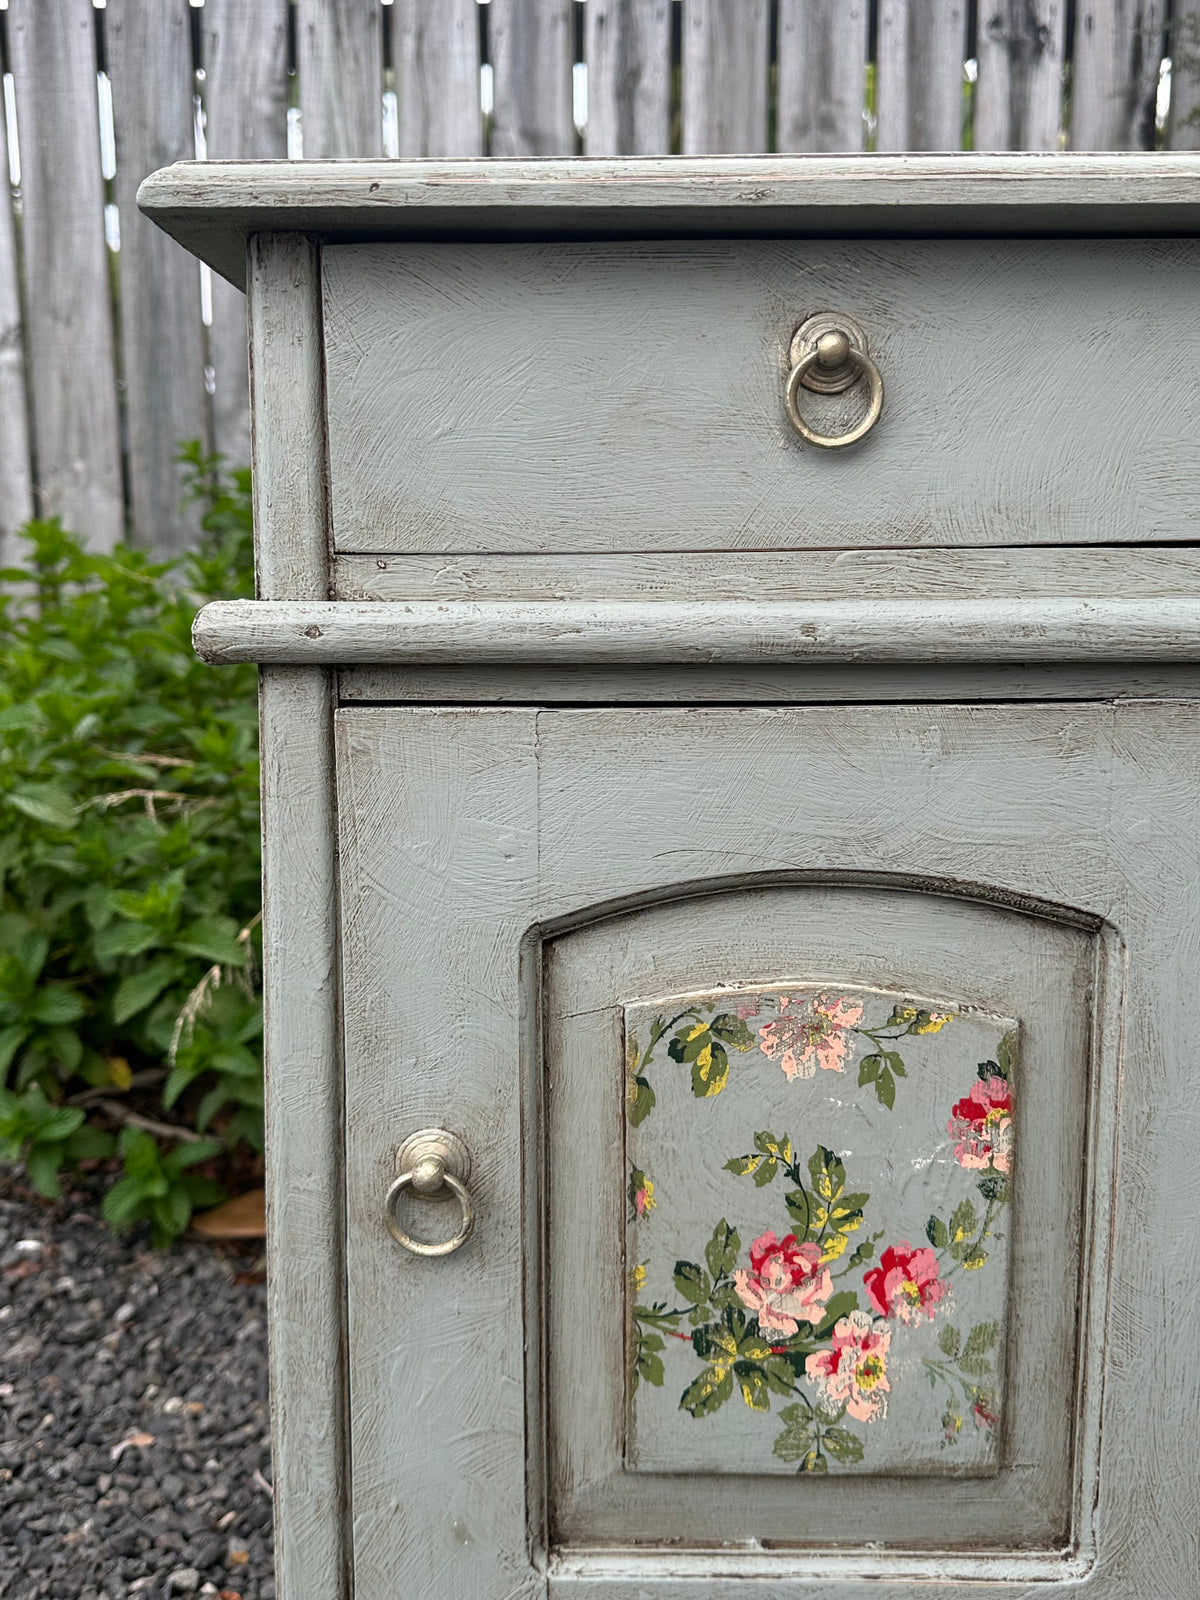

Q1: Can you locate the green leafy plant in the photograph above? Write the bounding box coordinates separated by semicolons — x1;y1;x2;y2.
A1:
0;445;261;1241
0;1083;114;1198
100;1126;226;1248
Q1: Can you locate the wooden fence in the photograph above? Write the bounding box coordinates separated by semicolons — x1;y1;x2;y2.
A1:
0;0;1196;560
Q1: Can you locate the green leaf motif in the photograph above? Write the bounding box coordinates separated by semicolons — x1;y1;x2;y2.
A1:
822;1426;866;1464
680;1364;734;1418
673;1260;711;1307
813;1289;859;1338
708;1013;756;1051
628;1076;655;1126
950;1198;978;1242
705;1220;740;1280
926;1214;949;1249
938;1323;961;1359
772;1404;816;1464
963;1321;1000;1359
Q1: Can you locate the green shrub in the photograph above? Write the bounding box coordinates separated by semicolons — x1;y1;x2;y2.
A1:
0;445;261;1240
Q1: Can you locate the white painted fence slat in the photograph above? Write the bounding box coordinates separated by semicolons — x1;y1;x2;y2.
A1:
583;0;671;157
296;0;384;158
6;0;122;550
107;0;209;558
876;0;968;151
201;0;290;467
0;90;33;559
1071;0;1166;149
776;0;868;153
681;0;770;155
393;0;481;157
489;0;576;157
975;0;1067;151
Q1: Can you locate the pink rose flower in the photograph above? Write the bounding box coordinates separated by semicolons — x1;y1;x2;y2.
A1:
863;1242;947;1325
732;1230;833;1337
948;1075;1013;1172
757;994;864;1080
805;1309;891;1423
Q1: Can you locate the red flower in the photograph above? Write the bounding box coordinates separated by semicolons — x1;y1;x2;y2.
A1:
733;1230;833;1337
948;1075;1013;1172
863;1242;947;1325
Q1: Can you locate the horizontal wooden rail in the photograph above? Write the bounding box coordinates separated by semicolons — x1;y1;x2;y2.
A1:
194;597;1200;667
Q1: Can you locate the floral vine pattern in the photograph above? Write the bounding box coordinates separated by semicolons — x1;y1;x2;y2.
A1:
626;989;952;1126
626;984;1015;1474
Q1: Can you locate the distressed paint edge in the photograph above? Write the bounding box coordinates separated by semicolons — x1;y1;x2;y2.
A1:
194;596;1200;667
247;233;350;1600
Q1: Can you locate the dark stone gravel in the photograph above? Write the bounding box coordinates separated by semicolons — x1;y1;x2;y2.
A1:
0;1170;274;1600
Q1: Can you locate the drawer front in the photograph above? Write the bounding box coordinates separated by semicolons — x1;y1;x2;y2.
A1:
335;700;1200;1600
322;239;1200;554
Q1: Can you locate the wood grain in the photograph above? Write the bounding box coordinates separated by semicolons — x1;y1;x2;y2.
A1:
333;546;1200;603
876;0;968;151
138;155;1200;291
295;0;383;158
247;236;328;601
1070;0;1166;150
6;0;122;549
106;0;208;557
776;0;868;153
0;91;33;560
392;0;481;158
681;0;771;155
488;0;575;157
320;237;1200;554
200;0;290;465
247;237;346;1600
974;0;1067;151
583;0;671;157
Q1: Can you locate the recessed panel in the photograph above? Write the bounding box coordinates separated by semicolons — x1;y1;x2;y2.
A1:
625;983;1016;1477
543;883;1097;1552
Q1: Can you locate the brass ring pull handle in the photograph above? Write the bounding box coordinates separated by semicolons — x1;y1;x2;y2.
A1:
784;322;884;450
384;1129;474;1257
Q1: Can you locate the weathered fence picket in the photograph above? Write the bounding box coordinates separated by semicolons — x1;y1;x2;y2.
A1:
393;0;482;157
296;0;383;158
490;0;577;157
583;0;671;156
200;0;290;467
1071;0;1167;149
974;0;1067;151
6;0;122;552
107;0;208;556
681;0;771;154
0;85;32;564
0;0;1193;557
876;0;968;151
777;0;868;153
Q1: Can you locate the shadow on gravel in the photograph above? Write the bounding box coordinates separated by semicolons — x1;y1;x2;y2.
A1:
0;1169;274;1600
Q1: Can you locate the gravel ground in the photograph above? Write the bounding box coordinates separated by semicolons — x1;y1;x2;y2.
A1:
0;1170;274;1600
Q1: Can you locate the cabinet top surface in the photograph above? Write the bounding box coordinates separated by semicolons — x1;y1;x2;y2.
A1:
139;154;1200;289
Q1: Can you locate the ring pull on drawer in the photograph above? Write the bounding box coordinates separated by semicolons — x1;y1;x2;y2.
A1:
785;312;884;449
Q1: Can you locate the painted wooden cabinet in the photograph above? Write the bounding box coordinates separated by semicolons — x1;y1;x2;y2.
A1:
143;156;1200;1600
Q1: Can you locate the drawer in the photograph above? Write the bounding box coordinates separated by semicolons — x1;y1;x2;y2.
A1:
334;699;1197;1600
322;238;1200;554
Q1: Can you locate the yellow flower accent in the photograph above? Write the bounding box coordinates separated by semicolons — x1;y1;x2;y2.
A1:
819;1232;849;1263
915;1011;952;1034
630;1263;647;1294
641;1177;656;1210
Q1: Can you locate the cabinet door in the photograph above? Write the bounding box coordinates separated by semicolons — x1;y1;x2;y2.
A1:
336;702;1200;1600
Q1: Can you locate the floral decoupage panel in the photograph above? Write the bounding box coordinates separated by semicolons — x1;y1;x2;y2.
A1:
625;984;1016;1477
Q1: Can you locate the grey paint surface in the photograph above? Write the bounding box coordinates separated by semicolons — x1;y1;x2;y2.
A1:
322;238;1200;553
